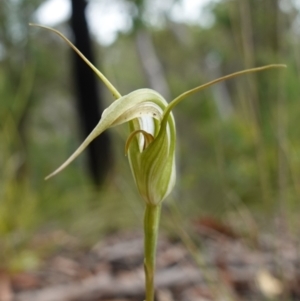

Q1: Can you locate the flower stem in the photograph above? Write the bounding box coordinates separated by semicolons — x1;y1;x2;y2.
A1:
144;203;161;301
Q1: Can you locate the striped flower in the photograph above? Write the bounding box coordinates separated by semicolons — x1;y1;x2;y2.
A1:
34;24;285;205
46;88;176;205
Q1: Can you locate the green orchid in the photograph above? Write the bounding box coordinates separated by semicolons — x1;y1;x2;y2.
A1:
45;87;176;205
31;23;285;301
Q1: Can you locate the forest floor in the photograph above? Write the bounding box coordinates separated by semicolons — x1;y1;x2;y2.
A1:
1;217;300;301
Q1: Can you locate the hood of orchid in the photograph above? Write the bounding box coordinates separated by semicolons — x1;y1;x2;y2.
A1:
125;90;176;205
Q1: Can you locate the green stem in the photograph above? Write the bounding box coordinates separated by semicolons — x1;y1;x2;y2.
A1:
144;203;161;301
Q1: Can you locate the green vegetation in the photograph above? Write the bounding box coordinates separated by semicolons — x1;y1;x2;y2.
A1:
1;0;300;276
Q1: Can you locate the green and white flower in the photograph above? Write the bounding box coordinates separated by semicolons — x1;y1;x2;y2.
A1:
43;56;284;205
46;87;176;205
31;23;285;301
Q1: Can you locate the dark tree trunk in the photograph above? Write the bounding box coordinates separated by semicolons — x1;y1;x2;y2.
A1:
70;0;112;187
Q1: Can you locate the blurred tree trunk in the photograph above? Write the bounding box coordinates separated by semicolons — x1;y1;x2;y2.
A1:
70;0;112;187
235;0;283;207
0;0;38;181
236;0;281;110
130;0;170;99
135;29;171;100
204;52;233;120
213;0;284;207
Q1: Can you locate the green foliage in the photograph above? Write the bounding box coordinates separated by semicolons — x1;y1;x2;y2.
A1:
2;0;300;272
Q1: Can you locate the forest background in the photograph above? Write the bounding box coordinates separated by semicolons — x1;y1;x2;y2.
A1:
1;0;299;272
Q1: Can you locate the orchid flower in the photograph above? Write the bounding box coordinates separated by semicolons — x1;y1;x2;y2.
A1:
30;23;285;301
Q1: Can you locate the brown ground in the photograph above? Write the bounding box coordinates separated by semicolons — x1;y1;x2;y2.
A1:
1;218;300;301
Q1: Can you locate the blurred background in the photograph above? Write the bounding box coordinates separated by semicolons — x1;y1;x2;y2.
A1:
1;0;300;280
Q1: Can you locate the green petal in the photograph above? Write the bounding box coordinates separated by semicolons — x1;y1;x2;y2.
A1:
127;112;176;205
45;89;168;179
